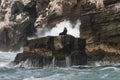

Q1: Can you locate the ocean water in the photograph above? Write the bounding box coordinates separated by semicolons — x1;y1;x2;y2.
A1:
0;52;120;80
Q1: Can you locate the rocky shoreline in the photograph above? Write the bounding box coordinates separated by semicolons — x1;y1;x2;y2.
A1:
0;0;120;67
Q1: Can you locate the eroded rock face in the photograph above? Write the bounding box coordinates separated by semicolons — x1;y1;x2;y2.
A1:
35;0;78;27
0;0;83;51
13;35;87;67
0;0;37;51
35;0;117;27
80;2;120;63
0;0;118;52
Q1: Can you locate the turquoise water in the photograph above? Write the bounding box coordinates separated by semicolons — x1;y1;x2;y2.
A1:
0;52;120;80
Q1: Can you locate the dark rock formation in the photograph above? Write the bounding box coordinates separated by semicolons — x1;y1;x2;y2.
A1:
13;35;87;67
104;0;120;6
10;1;24;21
0;20;34;51
36;0;50;15
0;0;37;51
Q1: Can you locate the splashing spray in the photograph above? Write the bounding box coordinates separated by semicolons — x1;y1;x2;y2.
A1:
28;19;81;40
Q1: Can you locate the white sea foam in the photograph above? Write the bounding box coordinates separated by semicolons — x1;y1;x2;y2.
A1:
23;67;88;80
23;76;36;80
66;56;71;67
0;48;23;68
91;61;115;67
23;73;77;80
100;67;120;71
14;59;35;68
0;52;17;67
101;74;109;79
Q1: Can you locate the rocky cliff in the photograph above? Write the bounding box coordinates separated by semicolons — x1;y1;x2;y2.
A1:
34;0;120;64
80;1;120;63
0;0;37;51
0;0;120;66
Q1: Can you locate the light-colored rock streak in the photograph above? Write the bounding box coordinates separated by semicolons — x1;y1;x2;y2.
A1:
115;3;120;12
49;0;63;16
0;0;5;6
21;0;31;5
0;0;12;29
89;0;104;8
0;0;31;29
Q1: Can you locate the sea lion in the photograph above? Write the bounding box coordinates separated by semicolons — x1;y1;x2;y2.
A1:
59;27;67;35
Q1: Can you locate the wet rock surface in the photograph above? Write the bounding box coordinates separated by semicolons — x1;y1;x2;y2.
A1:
0;0;37;51
13;35;87;67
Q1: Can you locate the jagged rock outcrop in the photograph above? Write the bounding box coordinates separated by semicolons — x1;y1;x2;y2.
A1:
13;35;87;67
80;1;120;63
35;0;78;27
35;0;118;27
0;0;37;51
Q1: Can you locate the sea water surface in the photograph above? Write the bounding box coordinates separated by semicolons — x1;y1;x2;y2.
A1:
0;52;120;80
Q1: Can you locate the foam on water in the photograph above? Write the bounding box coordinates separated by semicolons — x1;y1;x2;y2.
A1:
0;48;23;68
0;64;119;80
30;74;76;80
0;52;16;68
100;67;120;71
23;68;83;80
65;56;71;67
101;73;109;79
14;59;33;68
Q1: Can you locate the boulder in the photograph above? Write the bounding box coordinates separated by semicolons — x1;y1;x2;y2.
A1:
13;35;87;67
